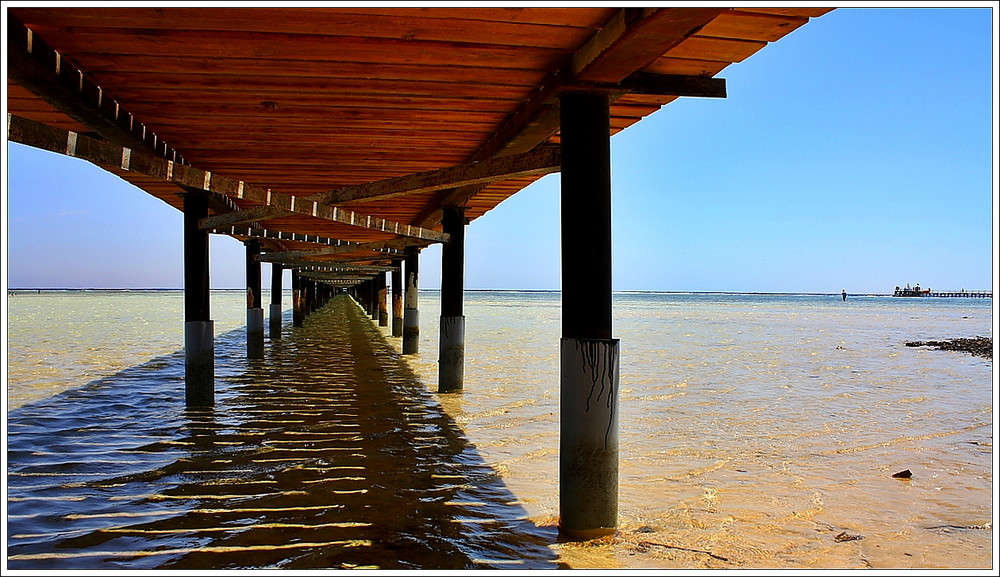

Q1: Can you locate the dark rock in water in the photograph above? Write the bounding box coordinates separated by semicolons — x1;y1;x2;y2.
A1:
892;469;912;479
904;336;992;359
834;531;864;542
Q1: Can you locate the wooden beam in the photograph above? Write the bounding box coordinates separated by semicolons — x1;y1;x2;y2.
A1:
199;206;290;230
418;7;726;227
277;255;400;269
299;271;376;281
221;225;398;250
563;73;727;99
310;145;560;205
7;114;449;244
571;8;728;83
258;238;418;263
6;13;183;162
300;264;397;274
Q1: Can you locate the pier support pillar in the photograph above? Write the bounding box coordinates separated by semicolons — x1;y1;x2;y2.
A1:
391;260;404;337
439;205;466;393
378;272;389;327
269;263;283;339
306;279;316;315
558;91;618;538
183;191;214;406
245;239;264;359
402;246;420;354
292;269;303;327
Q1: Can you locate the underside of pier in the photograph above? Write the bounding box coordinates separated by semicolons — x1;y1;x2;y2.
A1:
5;5;833;539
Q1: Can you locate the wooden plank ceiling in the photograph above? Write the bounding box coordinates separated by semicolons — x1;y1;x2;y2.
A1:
6;7;833;279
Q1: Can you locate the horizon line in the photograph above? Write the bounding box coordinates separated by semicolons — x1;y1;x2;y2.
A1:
8;287;952;297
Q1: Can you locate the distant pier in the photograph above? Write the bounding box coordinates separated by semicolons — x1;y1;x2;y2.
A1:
894;286;991;298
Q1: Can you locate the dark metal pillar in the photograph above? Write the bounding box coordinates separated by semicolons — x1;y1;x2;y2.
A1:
269;263;283;339
439;205;466;393
558;91;619;539
245;239;264;359
391;260;404;337
183;192;214;406
402;246;420;354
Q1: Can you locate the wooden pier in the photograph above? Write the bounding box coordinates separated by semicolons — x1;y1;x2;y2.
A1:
926;290;992;298
894;286;992;298
6;6;832;545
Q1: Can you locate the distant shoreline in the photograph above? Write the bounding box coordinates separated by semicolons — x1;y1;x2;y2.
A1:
8;287;994;297
6;288;907;297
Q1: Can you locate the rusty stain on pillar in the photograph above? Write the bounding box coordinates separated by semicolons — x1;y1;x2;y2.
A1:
378;271;389;327
391;260;404;337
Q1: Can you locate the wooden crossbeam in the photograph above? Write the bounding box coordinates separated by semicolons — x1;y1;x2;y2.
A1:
278;256;398;269
7;114;449;244
199;206;290;230
221;225;403;252
571;8;727;83
309;145;560;205
258;238;417;263
563;73;727;99
299;271;376;280
298;265;397;276
6;13;184;163
297;263;396;272
418;7;727;227
312;279;365;286
300;263;396;274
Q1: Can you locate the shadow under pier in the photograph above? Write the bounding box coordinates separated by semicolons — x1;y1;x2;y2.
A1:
6;294;560;570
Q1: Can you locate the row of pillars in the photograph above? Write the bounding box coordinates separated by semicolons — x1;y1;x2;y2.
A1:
181;91;618;538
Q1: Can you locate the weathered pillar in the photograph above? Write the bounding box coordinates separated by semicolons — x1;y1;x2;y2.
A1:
402;246;420;354
358;279;369;315
245;239;264;359
183;192;214;406
370;277;378;321
269;263;283;339
292;269;303;327
439;205;466;393
558;91;618;539
391;260;404;337
377;272;389;327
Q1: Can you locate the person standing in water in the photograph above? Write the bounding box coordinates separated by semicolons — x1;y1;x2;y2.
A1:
842;289;847;301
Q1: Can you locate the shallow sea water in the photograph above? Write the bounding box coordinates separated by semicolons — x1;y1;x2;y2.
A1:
5;290;995;570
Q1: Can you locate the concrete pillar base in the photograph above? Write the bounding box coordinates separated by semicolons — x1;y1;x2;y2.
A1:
269;303;282;339
402;308;419;354
438;315;465;393
185;320;215;406
559;337;619;537
247;308;264;359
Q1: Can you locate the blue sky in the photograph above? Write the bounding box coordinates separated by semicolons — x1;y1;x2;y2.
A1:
3;6;996;294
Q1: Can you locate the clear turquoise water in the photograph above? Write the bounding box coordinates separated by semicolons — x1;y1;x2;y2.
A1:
5;290;994;569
